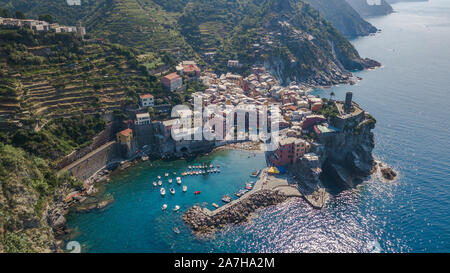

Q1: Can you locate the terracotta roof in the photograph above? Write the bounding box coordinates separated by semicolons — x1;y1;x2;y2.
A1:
140;94;153;99
118;128;132;137
183;64;200;73
163;72;181;80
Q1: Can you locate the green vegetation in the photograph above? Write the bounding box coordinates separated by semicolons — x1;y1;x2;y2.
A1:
316;100;339;120
0;143;76;252
0;0;376;82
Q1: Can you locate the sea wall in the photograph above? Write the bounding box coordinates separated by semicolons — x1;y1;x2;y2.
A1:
56;121;122;170
64;141;121;181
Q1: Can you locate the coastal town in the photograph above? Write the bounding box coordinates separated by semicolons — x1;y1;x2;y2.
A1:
54;53;398;237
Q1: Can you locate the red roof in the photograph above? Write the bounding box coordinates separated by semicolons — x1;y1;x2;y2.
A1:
163;72;181;81
183;64;200;73
118;128;132;137
140;94;153;99
284;105;298;111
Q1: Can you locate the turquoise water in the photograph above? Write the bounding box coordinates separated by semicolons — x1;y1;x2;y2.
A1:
67;0;450;252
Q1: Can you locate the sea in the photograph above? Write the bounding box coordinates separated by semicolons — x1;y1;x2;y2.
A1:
66;0;450;253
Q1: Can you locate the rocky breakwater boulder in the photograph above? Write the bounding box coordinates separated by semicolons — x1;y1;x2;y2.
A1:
373;161;398;182
75;194;114;213
183;190;287;234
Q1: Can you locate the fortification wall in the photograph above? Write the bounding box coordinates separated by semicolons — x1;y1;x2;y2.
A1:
66;142;121;181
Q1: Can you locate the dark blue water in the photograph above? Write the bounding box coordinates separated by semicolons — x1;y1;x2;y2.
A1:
66;1;450;252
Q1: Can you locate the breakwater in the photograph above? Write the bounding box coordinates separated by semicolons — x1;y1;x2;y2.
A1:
183;170;303;233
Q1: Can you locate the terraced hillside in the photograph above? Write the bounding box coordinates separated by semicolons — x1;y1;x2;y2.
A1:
0;27;170;130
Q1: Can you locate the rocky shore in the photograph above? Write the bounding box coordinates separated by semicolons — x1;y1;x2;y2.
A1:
214;141;262;152
373;160;398;182
183;190;287;234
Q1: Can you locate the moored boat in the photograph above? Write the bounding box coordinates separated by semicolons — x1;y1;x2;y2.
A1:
168;179;173;184
176;177;182;184
212;203;219;208
162;204;167;210
160;187;166;196
169;188;175;195
251;169;261;178
152;181;157;187
194;191;201;195
173;227;180;234
222;194;232;203
182;185;187;192
173;205;180;212
158;180;162;186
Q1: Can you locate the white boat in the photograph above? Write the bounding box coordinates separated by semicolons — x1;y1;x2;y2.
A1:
158;180;162;186
165;173;169;177
162;204;167;210
182;185;187;192
212;203;219;208
173;227;180;234
157;175;161;179
169;188;175;195
160;188;166;196
176;177;182;184
168;179;173;184
173;205;180;212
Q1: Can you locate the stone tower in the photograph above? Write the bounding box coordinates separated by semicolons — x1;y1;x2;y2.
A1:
344;92;353;114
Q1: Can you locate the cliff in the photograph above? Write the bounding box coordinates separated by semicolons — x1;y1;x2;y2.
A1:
291;100;376;193
346;0;394;17
303;0;377;38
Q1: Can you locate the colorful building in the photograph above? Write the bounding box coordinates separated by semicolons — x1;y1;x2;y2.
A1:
270;137;311;166
117;128;133;150
161;73;182;92
139;94;154;108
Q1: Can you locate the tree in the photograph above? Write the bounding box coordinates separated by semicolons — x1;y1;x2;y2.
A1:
14;11;26;19
38;14;54;24
0;8;11;18
330;91;335;101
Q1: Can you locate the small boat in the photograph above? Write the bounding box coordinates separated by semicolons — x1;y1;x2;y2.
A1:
217;164;220;168
209;164;213;168
188;165;191;169
222;195;232;203
160;188;166;196
157;175;161;179
165;173;169;177
169;188;175;195
182;185;187;192
173;227;180;234
158;180;162;186
173;172;176;175
245;183;253;190
142;155;149;161
212;203;219;208
168;179;173;184
162;204;168;210
173;205;180;212
251;169;261;178
176;177;182;184
152;181;157;187
194;191;201;195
